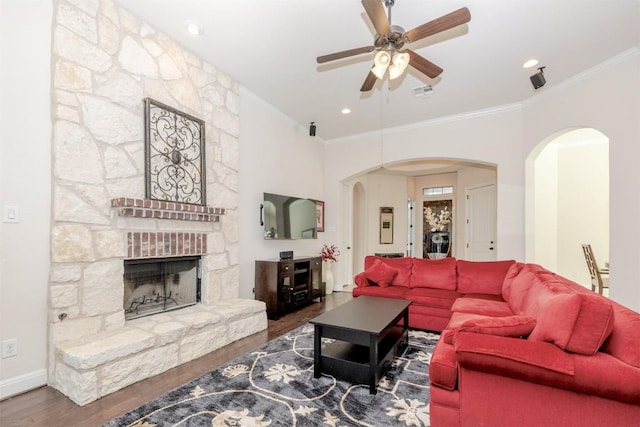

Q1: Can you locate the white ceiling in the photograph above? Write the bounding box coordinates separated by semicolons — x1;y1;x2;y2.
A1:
116;0;640;141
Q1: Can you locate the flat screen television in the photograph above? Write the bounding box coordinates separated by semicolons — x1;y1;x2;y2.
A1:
262;192;317;240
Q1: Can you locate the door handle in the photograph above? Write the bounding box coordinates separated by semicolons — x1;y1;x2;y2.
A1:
489;247;494;250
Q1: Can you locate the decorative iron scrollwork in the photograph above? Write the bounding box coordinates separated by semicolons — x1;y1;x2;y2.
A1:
144;98;206;205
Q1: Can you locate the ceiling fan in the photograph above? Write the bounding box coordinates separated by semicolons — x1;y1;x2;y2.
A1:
316;0;471;91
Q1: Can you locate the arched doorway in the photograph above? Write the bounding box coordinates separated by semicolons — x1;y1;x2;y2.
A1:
349;182;366;290
526;127;609;289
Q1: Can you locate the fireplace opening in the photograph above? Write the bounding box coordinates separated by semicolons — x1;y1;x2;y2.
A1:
123;256;201;320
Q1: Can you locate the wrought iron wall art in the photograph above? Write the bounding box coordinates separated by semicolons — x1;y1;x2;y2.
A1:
144;98;206;205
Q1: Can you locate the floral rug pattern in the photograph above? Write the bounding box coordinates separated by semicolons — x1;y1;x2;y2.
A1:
103;325;440;427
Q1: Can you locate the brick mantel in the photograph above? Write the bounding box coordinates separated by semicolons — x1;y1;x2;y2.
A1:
111;198;226;223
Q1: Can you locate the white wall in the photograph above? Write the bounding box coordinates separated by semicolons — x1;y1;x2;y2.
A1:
0;0;51;397
238;89;325;299
557;135;609;285
534;132;609;285
364;174;409;256
534;144;559;271
523;49;640;310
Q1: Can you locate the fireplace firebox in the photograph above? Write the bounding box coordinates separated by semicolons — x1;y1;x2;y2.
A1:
123;256;201;320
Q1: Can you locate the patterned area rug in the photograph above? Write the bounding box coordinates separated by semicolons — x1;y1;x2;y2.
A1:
103;324;440;426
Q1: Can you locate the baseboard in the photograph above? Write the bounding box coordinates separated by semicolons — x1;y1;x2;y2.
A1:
0;369;47;400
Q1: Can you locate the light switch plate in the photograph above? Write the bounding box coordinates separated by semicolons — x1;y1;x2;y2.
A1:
3;205;19;223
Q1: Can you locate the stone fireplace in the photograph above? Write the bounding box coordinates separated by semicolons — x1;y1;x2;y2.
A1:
48;0;267;406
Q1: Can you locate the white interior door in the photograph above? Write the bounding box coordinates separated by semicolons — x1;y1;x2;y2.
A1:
466;184;497;261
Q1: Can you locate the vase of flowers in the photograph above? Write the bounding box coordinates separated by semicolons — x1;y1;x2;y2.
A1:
424;206;452;259
320;244;340;294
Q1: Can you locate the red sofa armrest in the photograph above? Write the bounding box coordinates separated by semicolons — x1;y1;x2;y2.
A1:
454;332;640;404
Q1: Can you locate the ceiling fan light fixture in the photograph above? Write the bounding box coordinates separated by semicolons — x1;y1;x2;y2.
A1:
372;50;391;79
374;50;391;67
372;65;387;79
388;64;402;80
389;52;410;79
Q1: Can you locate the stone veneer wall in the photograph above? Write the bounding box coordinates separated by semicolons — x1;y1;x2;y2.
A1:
48;0;266;405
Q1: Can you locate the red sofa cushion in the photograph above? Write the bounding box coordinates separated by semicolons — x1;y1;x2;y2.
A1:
352;285;409;299
455;332;640;405
444;315;536;345
364;256;412;288
362;258;398;288
528;287;615;355
410;257;457;290
501;261;525;302
405;288;460;310
430;340;459;391
457;260;515;295
601;301;640;368
353;272;369;287
451;298;513;317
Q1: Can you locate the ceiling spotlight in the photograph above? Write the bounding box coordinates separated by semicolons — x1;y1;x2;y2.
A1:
530;66;546;90
522;59;539;69
184;20;203;36
309;121;316;137
341;108;351;115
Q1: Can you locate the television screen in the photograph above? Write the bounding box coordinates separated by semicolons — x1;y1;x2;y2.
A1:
263;193;317;240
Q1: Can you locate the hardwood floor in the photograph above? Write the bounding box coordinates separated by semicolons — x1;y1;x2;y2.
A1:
0;292;353;427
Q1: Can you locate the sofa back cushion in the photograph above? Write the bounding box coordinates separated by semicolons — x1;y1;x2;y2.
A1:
410;257;457;290
457;260;515;295
507;264;555;314
526;280;615;355
600;301;640;368
501;262;525;302
364;256;412;287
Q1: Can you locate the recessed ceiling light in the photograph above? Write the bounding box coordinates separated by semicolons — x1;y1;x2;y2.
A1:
185;20;203;36
341;108;351;115
522;59;539;69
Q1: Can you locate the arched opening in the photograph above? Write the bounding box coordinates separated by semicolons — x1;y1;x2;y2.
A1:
526;127;609;291
345;158;498;277
349;182;366;290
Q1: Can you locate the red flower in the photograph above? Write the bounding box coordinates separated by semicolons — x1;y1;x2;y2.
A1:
321;244;340;262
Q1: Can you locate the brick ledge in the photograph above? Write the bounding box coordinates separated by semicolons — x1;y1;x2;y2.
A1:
111;198;226;223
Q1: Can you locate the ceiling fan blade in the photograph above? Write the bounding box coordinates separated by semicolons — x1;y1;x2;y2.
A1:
317;46;375;64
407;50;443;78
360;68;377;92
404;7;471;43
361;0;391;36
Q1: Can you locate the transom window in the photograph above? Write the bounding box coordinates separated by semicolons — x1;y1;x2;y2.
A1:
423;186;454;196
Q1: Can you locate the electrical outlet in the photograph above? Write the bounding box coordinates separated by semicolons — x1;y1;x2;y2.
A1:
1;339;18;358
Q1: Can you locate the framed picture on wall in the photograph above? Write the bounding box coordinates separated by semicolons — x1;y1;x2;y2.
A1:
316;200;325;232
380;207;394;244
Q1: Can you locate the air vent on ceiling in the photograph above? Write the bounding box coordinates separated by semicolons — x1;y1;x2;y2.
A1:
413;85;434;97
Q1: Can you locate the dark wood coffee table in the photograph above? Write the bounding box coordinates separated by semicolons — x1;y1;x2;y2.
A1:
309;295;410;394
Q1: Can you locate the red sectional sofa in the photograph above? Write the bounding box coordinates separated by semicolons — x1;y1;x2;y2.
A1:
353;256;640;426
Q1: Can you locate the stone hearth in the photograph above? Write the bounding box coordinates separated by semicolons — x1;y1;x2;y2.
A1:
55;299;266;405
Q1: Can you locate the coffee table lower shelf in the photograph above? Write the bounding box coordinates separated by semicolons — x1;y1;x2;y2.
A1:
317;326;408;393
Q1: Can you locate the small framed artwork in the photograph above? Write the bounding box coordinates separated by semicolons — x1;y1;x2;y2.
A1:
380;207;394;244
144;98;206;205
316;200;325;232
